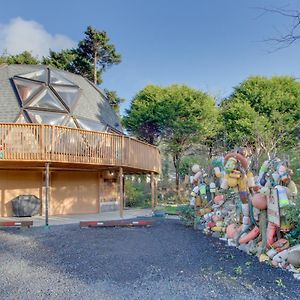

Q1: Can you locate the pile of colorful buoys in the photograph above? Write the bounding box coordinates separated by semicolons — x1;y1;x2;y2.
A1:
188;148;300;280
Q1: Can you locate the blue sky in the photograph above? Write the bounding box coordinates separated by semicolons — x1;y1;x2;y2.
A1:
1;0;300;114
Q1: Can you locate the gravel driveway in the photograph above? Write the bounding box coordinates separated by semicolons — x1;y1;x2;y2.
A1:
0;218;299;299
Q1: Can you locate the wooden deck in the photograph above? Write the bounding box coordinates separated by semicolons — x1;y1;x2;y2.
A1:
0;123;161;174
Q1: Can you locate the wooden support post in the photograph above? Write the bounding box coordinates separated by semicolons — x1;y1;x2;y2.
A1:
155;176;158;207
98;172;102;214
151;172;155;210
123;175;126;209
41;171;45;217
45;162;50;227
119;167;123;218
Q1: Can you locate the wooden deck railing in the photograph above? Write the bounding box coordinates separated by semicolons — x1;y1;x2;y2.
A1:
0;123;161;173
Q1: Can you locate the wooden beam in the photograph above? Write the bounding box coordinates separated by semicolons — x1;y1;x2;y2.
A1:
0;220;33;228
80;219;153;228
119;167;123;218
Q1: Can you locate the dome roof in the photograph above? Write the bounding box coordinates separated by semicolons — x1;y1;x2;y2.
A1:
0;64;122;133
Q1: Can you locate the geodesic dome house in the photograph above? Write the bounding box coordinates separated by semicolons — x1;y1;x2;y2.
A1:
0;64;122;132
0;64;160;218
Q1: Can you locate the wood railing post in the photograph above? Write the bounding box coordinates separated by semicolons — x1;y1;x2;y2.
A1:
121;134;125;166
40;124;44;160
51;126;55;161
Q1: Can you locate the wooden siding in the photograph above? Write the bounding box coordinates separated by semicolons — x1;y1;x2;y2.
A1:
0;123;161;174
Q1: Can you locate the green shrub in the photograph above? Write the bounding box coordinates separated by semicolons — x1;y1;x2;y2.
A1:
125;179;151;208
284;195;300;245
178;205;195;227
288;150;300;184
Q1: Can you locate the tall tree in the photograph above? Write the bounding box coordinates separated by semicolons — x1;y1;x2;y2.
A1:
43;27;121;85
123;84;219;192
77;26;121;84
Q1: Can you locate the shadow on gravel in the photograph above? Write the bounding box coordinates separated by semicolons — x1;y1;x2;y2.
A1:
1;218;299;299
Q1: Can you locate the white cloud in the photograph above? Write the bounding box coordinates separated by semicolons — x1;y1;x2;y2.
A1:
0;17;76;58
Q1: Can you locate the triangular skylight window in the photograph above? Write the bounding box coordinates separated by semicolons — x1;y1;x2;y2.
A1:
15;113;27;123
17;69;48;83
26;88;67;111
26;110;67;126
53;85;80;110
50;70;76;86
13;78;44;104
65;117;78;128
76;117;106;132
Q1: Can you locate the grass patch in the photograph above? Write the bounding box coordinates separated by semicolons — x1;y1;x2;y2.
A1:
156;204;187;215
163;205;180;215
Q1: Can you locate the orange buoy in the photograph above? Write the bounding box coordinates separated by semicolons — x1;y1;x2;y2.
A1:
271;238;289;252
252;193;267;210
208;221;216;228
267;222;277;247
214;194;224;204
239;226;260;244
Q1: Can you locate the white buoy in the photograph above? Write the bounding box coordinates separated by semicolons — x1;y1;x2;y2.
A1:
191;164;200;173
